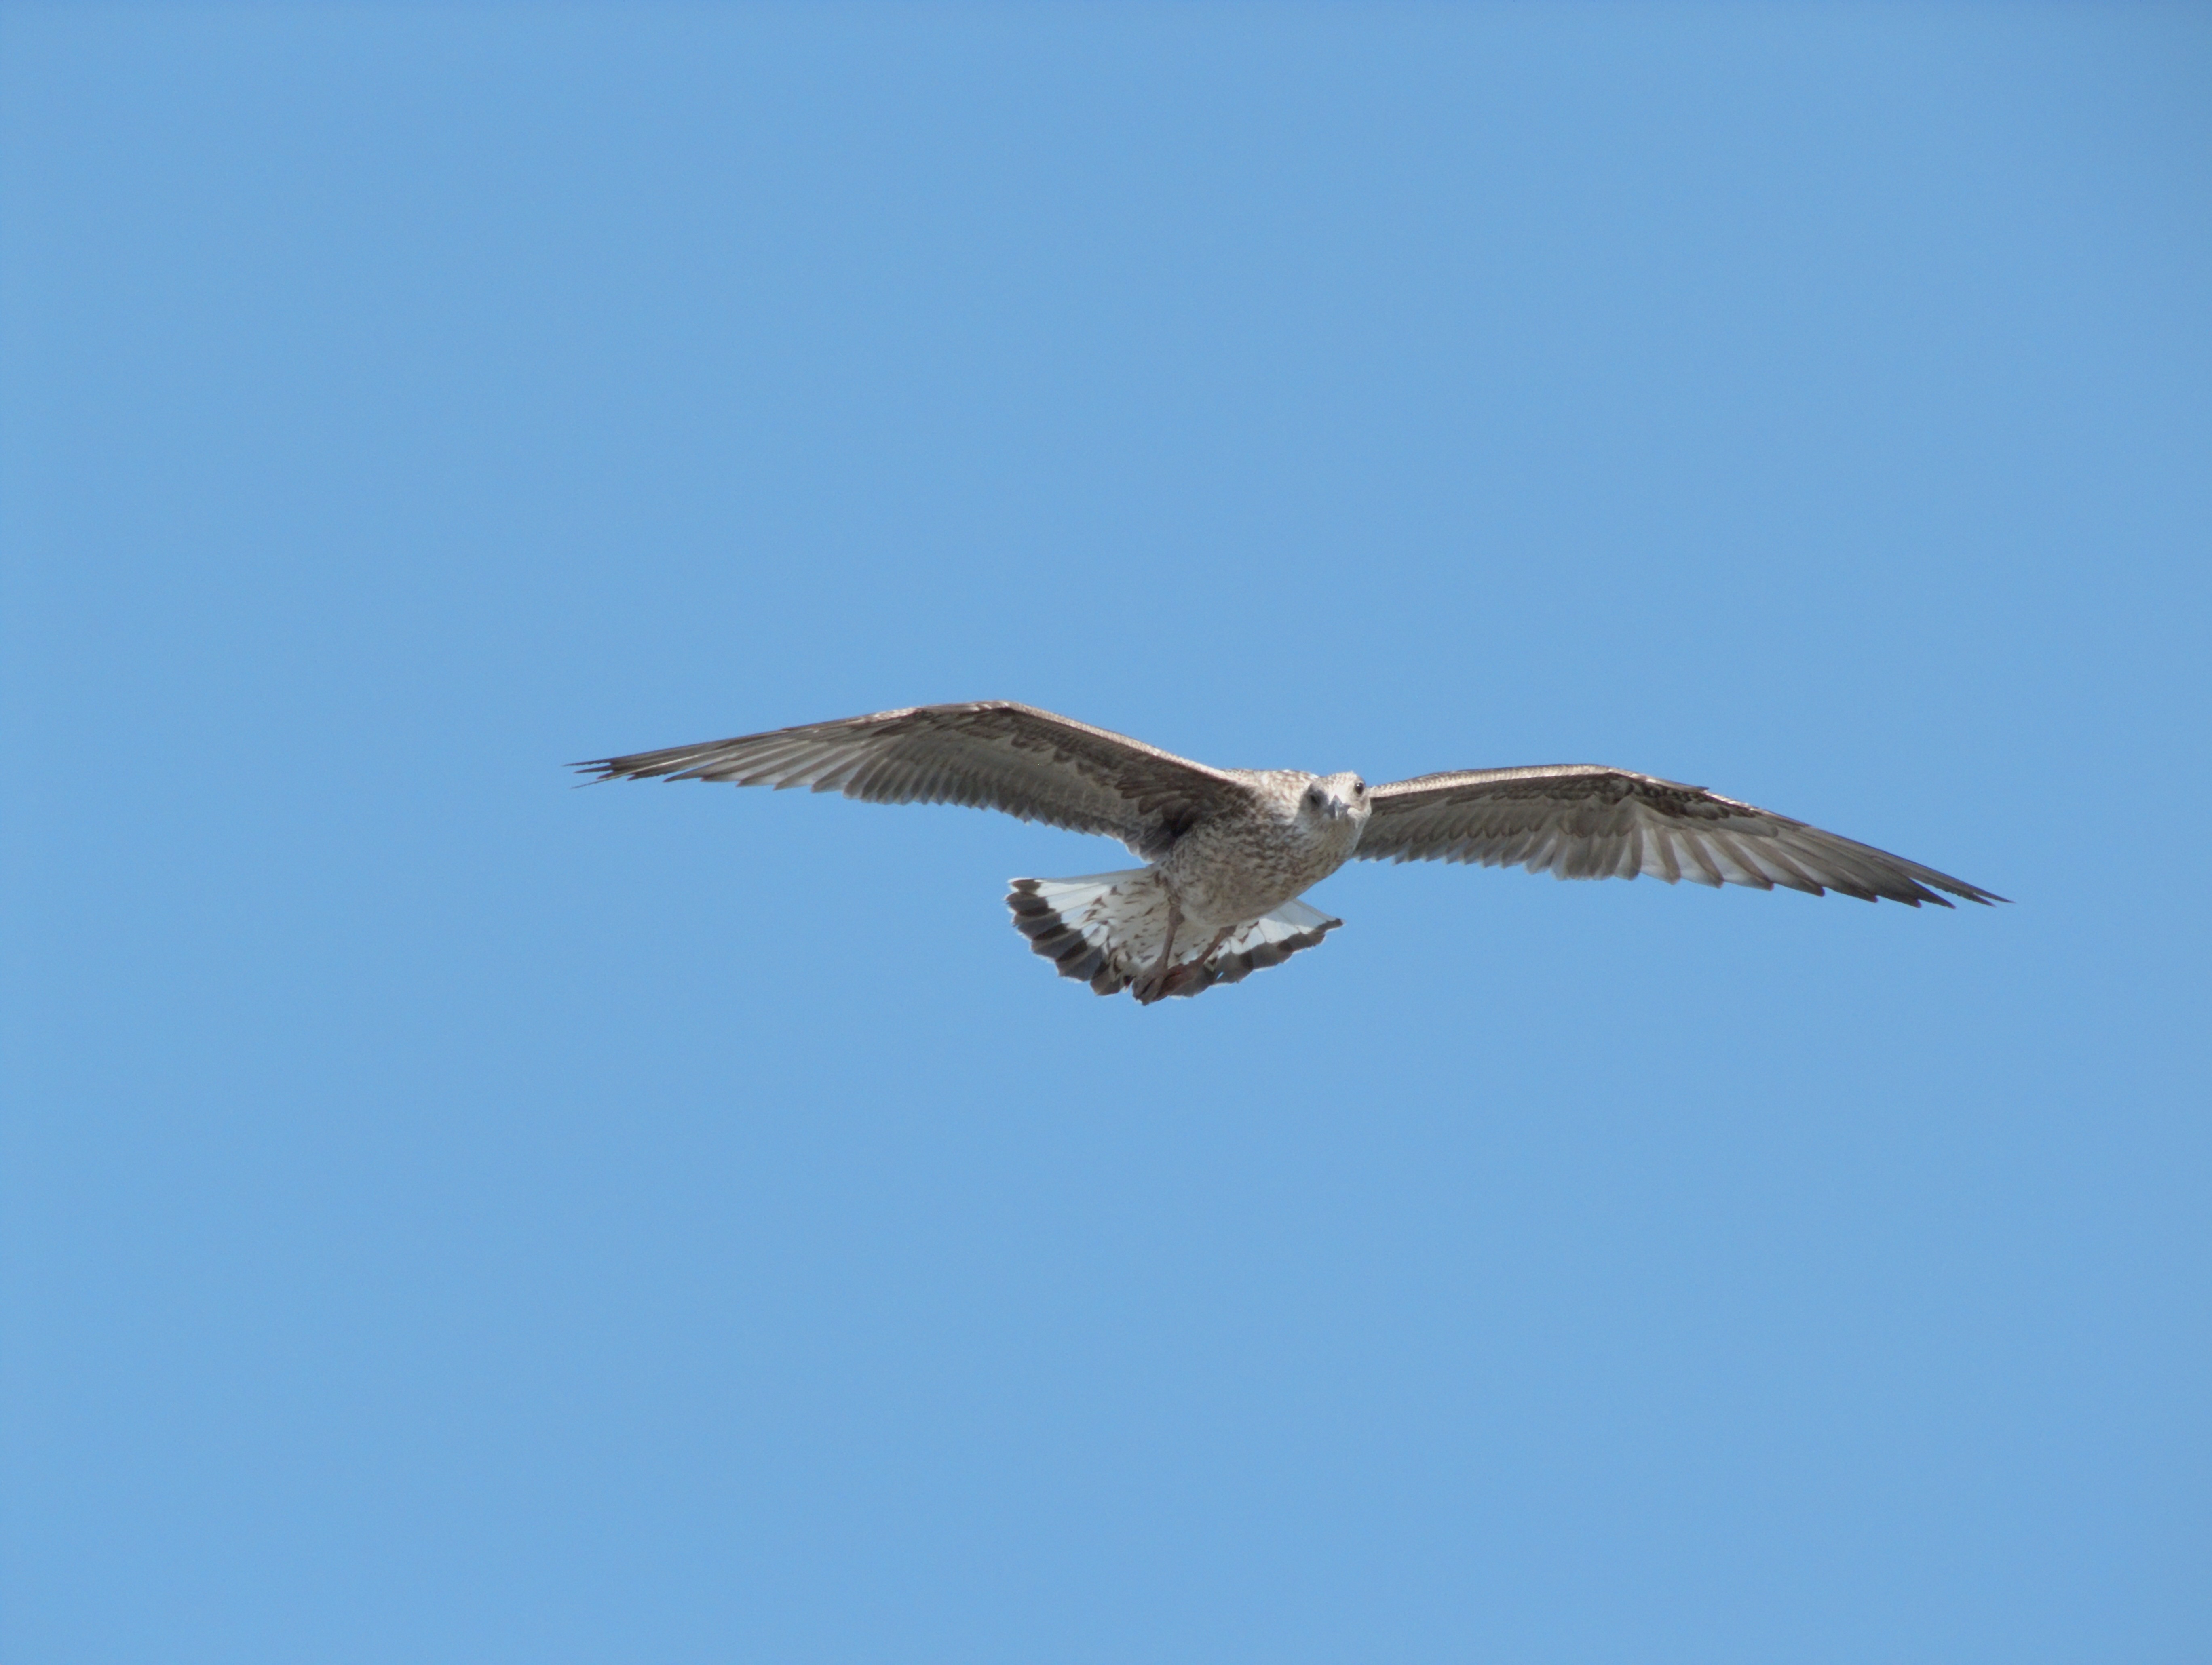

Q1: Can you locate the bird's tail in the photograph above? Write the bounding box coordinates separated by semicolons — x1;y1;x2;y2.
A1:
1006;871;1340;1001
1159;900;1341;999
1007;870;1167;995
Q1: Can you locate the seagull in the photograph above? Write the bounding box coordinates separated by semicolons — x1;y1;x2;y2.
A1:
577;700;2003;1003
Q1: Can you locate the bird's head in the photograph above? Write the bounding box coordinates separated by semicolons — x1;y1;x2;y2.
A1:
1302;772;1372;828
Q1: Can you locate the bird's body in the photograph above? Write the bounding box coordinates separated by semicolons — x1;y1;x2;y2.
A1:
578;701;2001;1002
1160;769;1370;927
1013;769;1371;1000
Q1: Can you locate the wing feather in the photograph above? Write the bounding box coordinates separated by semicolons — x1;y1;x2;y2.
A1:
1360;764;2003;907
575;701;1254;860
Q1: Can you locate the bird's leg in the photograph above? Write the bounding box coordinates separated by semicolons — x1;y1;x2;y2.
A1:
1159;925;1237;998
1132;896;1184;1005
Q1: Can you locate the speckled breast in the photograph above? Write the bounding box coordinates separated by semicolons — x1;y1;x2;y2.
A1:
1160;800;1363;927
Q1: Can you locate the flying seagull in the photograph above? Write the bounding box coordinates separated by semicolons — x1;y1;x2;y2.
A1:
577;700;2002;1003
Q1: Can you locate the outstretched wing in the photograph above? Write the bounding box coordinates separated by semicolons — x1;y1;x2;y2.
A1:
1359;765;2003;907
574;701;1255;860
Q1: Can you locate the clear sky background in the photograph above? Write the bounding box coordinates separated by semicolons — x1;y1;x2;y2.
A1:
3;6;2207;1662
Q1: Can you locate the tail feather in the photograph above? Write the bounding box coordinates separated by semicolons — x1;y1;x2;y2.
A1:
1162;899;1341;999
1006;870;1165;996
1006;874;1339;1002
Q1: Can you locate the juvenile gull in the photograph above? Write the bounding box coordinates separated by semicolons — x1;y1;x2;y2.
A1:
577;700;2003;1003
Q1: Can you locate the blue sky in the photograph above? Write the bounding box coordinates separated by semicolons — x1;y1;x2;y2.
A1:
3;6;2206;1661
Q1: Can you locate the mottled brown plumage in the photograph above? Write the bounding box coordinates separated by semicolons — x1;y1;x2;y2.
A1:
578;701;2002;1001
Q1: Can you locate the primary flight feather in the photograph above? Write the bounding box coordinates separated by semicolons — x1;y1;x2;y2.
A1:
577;700;2003;1003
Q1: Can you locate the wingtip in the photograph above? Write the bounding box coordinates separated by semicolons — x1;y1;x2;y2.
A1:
1935;883;2007;907
1929;870;2008;906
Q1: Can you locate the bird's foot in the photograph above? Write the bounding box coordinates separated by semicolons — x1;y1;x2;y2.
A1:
1148;927;1236;1002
